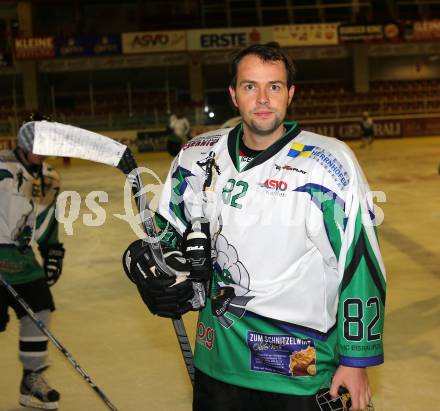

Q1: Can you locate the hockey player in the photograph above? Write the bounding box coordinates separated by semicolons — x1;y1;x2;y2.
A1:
0;113;64;410
167;112;191;156
360;111;374;148
123;44;385;411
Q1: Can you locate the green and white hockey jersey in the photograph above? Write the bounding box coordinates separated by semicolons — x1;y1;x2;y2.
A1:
0;150;60;285
157;121;386;395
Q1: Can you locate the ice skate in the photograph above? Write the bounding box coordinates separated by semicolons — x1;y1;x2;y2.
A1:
19;369;60;410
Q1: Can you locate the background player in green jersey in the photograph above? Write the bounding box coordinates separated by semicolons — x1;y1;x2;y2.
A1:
0;114;65;410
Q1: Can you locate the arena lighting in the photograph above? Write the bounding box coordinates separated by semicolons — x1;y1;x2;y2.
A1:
204;105;209;112
209;111;215;118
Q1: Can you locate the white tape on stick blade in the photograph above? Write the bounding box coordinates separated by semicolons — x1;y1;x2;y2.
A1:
32;121;126;167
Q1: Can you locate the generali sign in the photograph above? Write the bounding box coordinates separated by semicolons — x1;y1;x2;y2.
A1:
301;119;402;139
122;31;186;54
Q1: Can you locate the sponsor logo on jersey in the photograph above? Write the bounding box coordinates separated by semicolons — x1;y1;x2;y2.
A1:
275;164;307;174
257;179;288;197
197;151;221;191
287;143;315;158
309;148;350;188
0;260;23;273
239;155;253;163
248;331;316;377
197;320;215;350
287;143;349;188
182;136;220;150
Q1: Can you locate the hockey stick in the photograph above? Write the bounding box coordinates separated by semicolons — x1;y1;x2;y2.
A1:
0;274;118;411
18;120;195;384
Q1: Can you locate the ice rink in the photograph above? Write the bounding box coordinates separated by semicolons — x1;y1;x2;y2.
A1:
1;135;439;411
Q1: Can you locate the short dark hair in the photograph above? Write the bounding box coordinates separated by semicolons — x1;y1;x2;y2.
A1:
230;43;296;89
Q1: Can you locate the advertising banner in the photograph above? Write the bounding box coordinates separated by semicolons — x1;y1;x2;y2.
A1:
14;37;55;60
122;31;186;54
91;35;122;56
202;46;348;64
56;35;121;58
187;27;273;51
137;130;168;152
300;119;403;139
406;20;440;41
287;46;349;60
369;41;440;56
39;53;188;72
403;117;440;137
338;23;400;43
273;24;339;47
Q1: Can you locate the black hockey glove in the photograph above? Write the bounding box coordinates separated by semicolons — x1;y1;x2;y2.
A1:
39;243;65;287
122;239;202;319
184;217;212;283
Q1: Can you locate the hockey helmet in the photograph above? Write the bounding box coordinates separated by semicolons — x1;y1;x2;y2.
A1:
17;112;51;152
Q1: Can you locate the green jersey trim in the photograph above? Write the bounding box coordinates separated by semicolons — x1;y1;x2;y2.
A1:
294;183;346;259
154;213;183;249
194;301;338;396
342;209;386;305
169;166;193;227
228;121;300;172
36;207;58;246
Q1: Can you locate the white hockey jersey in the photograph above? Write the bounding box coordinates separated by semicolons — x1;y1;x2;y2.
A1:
0;150;60;284
157;122;386;395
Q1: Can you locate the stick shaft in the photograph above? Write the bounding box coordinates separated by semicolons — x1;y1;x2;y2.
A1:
0;275;118;411
118;149;195;385
172;319;195;384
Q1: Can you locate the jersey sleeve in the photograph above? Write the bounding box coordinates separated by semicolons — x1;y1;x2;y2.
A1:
35;166;60;247
336;151;386;367
154;213;183;250
156;153;203;238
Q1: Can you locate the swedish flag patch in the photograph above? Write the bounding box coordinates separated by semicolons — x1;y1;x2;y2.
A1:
287;143;315;158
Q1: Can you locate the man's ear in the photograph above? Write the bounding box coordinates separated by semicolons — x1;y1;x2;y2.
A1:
229;86;238;108
288;85;295;105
